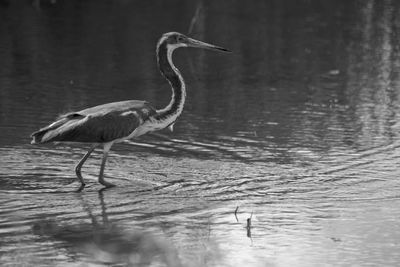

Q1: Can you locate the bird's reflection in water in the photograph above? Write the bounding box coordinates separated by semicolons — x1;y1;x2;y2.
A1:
32;191;181;266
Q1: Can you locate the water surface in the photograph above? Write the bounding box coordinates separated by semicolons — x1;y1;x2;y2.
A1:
1;1;400;266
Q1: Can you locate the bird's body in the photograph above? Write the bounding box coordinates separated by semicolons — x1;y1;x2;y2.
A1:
31;100;156;144
31;32;229;191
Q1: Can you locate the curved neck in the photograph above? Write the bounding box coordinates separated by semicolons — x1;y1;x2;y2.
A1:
155;42;186;123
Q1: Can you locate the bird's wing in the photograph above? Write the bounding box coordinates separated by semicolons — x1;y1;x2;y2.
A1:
53;110;142;143
67;100;155;117
32;101;157;144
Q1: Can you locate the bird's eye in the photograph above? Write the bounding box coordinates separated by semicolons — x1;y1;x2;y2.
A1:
177;36;184;42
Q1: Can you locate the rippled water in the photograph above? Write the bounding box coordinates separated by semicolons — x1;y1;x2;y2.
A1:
1;1;400;266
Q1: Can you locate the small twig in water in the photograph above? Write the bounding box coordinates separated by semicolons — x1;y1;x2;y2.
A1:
246;211;253;238
234;206;239;222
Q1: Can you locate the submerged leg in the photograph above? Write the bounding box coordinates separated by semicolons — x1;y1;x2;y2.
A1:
98;142;115;188
75;145;97;191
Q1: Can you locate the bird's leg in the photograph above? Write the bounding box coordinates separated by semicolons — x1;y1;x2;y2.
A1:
98;142;116;188
75;145;97;191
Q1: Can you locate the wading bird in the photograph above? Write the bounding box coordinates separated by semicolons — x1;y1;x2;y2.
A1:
31;32;230;191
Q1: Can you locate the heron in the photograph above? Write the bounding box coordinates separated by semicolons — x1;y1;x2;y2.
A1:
30;32;230;191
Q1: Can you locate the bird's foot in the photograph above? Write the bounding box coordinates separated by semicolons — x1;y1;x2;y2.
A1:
76;183;86;192
66;181;86;192
99;180;116;189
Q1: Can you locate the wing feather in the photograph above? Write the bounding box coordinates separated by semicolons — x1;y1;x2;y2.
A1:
31;100;156;144
41;110;140;143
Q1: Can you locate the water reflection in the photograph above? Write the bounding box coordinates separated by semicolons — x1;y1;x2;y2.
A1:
345;0;400;148
32;192;182;266
1;0;400;266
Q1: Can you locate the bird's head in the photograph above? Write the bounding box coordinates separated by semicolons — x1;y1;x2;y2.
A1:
158;32;231;53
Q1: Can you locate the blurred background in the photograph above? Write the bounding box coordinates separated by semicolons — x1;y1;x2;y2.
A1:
1;0;400;266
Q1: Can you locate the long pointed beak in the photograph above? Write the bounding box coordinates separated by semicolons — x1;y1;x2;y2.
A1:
187;37;231;53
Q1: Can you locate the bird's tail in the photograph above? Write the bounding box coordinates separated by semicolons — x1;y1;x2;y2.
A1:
30;117;70;144
30;113;86;144
31;131;44;144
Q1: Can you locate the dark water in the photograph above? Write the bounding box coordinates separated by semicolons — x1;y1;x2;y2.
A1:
1;0;400;266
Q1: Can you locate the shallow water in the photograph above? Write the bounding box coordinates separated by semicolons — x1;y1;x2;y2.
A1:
1;0;400;266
